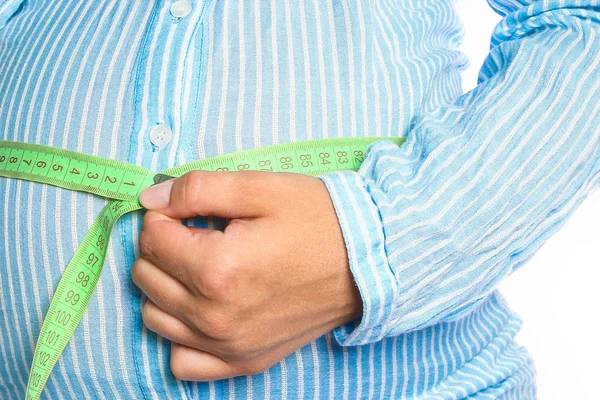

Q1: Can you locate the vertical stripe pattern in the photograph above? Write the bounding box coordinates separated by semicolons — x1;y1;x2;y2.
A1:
2;0;597;398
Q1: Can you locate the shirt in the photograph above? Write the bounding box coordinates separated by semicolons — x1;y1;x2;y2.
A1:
1;0;599;398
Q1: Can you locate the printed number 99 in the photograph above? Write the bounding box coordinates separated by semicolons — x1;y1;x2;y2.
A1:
64;290;80;306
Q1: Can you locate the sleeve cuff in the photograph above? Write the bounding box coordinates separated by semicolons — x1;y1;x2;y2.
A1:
318;171;399;346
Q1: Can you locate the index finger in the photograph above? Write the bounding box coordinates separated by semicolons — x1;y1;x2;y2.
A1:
138;210;223;295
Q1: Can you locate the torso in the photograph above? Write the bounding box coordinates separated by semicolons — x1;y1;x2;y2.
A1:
0;1;532;398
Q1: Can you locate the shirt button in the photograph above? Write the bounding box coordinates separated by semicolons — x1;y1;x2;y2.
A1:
149;124;173;148
170;0;192;18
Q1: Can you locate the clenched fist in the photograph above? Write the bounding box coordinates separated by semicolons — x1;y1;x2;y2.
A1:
131;170;363;381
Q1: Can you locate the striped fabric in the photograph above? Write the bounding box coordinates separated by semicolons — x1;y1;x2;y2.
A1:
0;0;598;398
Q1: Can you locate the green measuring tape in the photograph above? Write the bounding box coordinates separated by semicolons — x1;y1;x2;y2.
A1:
0;137;404;399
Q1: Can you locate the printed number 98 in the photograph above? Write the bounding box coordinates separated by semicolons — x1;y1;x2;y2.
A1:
76;271;90;287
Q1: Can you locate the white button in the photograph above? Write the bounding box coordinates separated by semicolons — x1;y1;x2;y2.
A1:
149;124;173;148
170;1;192;18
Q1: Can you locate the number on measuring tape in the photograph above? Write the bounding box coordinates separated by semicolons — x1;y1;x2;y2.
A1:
256;155;276;172
87;252;100;268
352;148;365;168
1;137;406;399
64;290;81;306
258;158;273;171
77;271;91;287
45;330;61;347
318;150;332;165
54;309;72;326
279;155;294;170
6;148;23;171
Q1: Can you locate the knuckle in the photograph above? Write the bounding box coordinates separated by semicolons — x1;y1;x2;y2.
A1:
179;171;204;205
200;269;231;299
184;170;205;187
204;319;231;341
138;228;154;258
199;254;239;299
200;309;233;340
141;302;156;330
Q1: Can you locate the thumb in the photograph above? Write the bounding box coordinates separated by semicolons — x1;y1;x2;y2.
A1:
139;170;273;219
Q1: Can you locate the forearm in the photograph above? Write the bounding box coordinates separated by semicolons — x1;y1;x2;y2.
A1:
321;0;600;346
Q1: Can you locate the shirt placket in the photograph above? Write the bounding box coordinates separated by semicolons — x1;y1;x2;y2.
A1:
124;1;210;399
127;0;205;174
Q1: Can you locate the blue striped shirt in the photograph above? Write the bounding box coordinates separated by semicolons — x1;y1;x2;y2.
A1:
1;0;598;398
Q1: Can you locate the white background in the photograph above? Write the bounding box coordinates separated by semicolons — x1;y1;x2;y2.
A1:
455;1;600;398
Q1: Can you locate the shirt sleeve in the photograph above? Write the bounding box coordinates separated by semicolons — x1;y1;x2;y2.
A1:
319;0;600;346
0;0;23;30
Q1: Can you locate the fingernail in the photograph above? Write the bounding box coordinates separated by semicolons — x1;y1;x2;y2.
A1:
140;180;175;209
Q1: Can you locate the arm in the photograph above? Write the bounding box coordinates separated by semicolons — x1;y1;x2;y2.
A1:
320;0;600;346
0;0;23;30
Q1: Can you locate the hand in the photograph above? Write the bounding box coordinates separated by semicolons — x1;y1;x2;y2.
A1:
131;170;363;381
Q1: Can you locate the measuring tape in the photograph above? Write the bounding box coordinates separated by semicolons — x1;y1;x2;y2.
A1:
0;136;404;399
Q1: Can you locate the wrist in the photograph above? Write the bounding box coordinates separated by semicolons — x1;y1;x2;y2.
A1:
329;257;364;327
